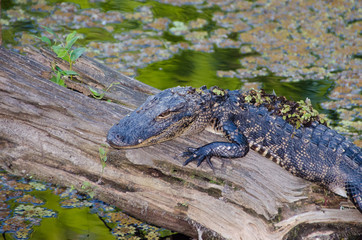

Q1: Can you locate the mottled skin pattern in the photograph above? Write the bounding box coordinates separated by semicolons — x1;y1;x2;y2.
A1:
107;86;362;213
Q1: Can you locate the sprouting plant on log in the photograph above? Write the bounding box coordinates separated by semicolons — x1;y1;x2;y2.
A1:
81;181;96;199
96;144;109;184
33;26;85;85
89;81;121;100
89;87;105;100
99;144;109;174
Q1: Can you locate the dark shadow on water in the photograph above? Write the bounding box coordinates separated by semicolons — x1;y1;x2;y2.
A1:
137;50;334;115
136;48;257;90
256;75;334;113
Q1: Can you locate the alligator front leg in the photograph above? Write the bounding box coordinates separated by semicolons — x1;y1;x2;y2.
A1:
182;120;249;169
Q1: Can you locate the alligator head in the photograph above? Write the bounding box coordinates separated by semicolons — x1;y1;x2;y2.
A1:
107;86;213;149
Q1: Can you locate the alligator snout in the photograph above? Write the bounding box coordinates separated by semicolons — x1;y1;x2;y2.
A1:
106;124;125;148
106;118;154;149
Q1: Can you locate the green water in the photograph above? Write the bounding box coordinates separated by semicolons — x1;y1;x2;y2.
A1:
29;190;116;240
1;0;334;112
0;172;179;240
138;49;246;90
31;209;115;240
1;0;337;113
137;49;334;111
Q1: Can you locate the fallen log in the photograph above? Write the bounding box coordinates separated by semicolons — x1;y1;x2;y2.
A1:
0;46;360;239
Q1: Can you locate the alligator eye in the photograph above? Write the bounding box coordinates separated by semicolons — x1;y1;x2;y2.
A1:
157;110;175;119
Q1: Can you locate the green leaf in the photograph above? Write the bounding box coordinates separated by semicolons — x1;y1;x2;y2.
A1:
99;147;106;156
42;26;57;37
65;34;79;50
245;95;252;102
89;87;99;96
70;48;85;62
59;81;66;88
66;31;77;45
82;181;91;189
33;35;52;45
89;87;105;99
56;68;68;76
58;69;67;76
50;71;66;87
212;88;225;96
159;229;176;238
63;70;78;75
88;191;95;199
52;45;68;59
50;75;59;84
305;97;312;105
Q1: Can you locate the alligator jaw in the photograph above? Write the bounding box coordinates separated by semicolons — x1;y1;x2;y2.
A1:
106;115;198;149
106;123;156;149
106;86;212;149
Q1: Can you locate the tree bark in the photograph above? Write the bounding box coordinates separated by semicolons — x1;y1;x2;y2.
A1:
0;46;360;240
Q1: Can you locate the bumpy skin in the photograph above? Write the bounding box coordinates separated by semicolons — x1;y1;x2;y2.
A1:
107;86;362;213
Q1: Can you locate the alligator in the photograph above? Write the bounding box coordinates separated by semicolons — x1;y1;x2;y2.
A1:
107;86;362;213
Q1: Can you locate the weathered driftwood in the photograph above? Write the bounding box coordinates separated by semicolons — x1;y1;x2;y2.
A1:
0;46;360;240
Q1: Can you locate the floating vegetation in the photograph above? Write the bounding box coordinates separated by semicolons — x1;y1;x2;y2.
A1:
8;180;33;191
29;181;47;191
2;0;360;84
60;197;92;208
14;205;57;219
0;169;177;240
169;21;188;36
16;194;44;205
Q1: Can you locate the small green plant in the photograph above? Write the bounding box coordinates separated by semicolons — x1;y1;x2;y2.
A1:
89;82;120;100
33;26;85;85
177;202;189;209
50;62;67;87
244;89;271;106
81;181;95;198
279;98;329;129
99;144;109;174
211;87;225;96
89;87;105;100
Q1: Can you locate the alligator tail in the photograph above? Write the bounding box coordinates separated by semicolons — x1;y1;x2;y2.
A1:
249;141;282;165
345;180;362;213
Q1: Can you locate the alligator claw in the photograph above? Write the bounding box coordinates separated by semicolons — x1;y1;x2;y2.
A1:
204;156;214;169
181;147;197;157
182;148;214;169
